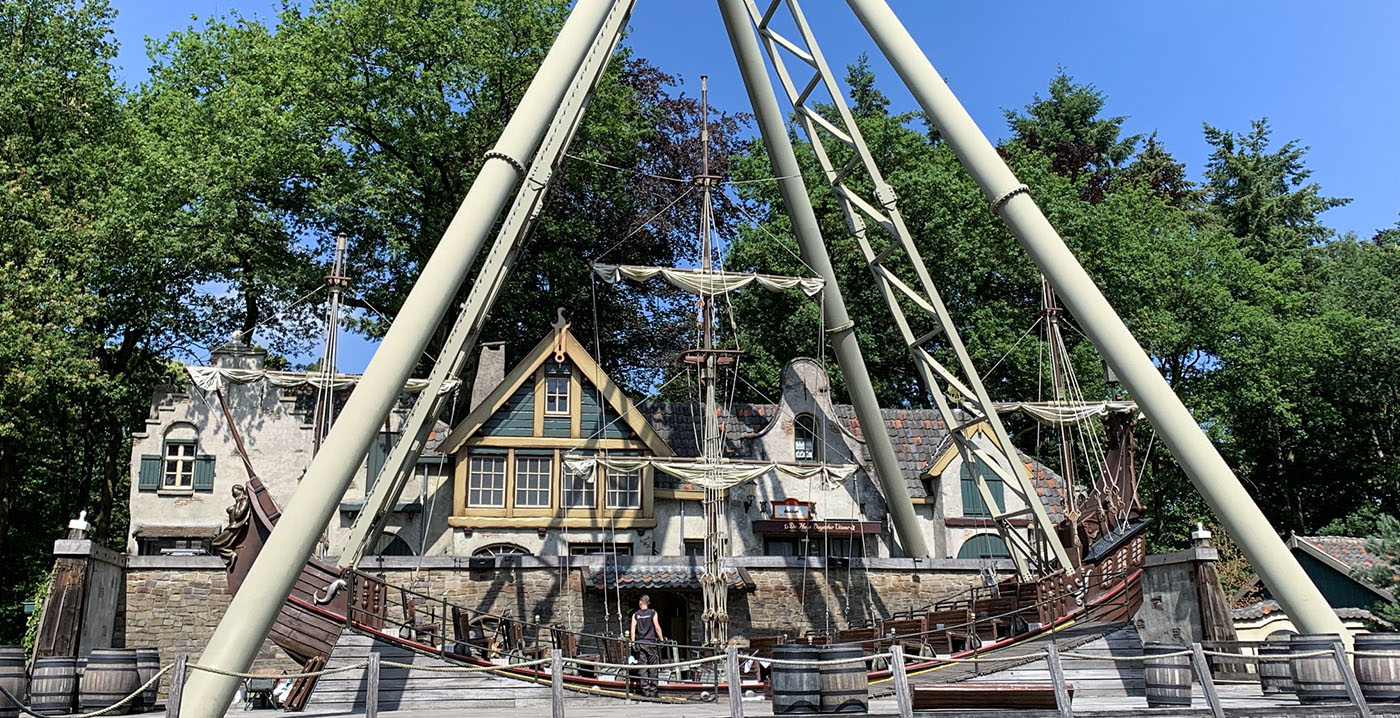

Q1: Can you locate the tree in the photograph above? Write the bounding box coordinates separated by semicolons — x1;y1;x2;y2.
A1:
1005;69;1140;200
1202;118;1349;266
1359;514;1400;625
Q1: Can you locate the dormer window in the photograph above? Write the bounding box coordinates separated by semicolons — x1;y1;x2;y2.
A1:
794;413;820;462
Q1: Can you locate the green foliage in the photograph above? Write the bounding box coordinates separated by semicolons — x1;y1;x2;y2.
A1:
1359;514;1400;625
1005;69;1140;198
1319;505;1398;537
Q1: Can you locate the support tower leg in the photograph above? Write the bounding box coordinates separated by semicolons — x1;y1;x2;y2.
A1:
846;0;1348;639
718;0;929;558
177;3;624;714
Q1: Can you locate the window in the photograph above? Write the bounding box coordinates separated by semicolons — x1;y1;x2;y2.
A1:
562;465;593;508
794;413;820;462
763;536;852;557
514;455;552;508
568;542;632;556
467;455;507;507
960;457;1005;517
545;376;570;415
604;465;642;509
684;539;705;557
473;543;531;558
163;441;196;489
136;536;213;557
957;533;1011;560
373;533;416;557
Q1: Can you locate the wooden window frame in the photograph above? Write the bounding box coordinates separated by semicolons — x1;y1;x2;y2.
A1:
543;375;570;416
794;413;820;463
161;440;196;492
466;453;508;509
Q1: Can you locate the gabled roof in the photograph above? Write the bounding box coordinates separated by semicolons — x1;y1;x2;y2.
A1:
1289;535;1395;602
640;400;1067;520
439;326;673;456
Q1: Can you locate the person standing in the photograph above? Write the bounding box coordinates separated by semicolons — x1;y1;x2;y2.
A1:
629;594;664;698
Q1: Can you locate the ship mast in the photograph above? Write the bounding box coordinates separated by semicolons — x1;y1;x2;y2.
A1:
1041;277;1082;565
313;233;351;456
696;76;730;647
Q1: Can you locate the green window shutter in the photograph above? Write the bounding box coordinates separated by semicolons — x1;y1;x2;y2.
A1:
193;455;216;492
138;455;162;492
960;459;1005;517
957;534;1011;560
367;432;401;491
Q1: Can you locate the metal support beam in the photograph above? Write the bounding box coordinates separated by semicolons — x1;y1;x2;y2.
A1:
846;0;1348;638
177;3;623;714
719;0;928;557
340;0;635;571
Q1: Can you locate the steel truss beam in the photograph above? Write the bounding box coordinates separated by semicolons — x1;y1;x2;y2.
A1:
178;2;632;714
340;0;636;571
843;0;1348;639
738;0;1071;578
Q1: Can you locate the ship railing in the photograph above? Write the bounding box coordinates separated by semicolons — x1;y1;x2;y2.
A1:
343;568;733;684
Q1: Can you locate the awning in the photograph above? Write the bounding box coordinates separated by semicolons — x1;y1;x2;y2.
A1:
751;520;883;536
589;565;754;591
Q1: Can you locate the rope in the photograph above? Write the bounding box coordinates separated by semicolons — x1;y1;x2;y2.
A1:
380;657;551;673
1059;649;1192;661
567;653;726;672
187;661;367;679
0;664;171;718
759;652;886;667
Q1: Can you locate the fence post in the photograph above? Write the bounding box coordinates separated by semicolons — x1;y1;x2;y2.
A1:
890;644;913;718
1190;643;1223;718
164;654;187;718
365;652;380;718
551;649;564;718
1332;642;1371;718
1045;643;1073;718
726;645;744;718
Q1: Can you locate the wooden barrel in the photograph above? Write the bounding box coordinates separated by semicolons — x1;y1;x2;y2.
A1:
30;656;78;716
133;648;160;711
818;643;868;714
0;646;26;718
1354;633;1400;702
1289;633;1347;704
1258;642;1295;694
1143;642;1192;707
80;648;140;714
772;644;821;714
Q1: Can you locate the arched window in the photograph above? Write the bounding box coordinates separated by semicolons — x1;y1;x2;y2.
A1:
472;543;531;558
959;457;1004;517
794;414;820;462
957;533;1011;560
373;533;416;557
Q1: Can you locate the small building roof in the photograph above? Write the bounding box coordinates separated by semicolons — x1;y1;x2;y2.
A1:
589;564;753;591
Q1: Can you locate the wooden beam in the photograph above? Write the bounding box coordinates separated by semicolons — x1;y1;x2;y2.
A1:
447;515;658;529
164;654;186;718
1045;643;1073;718
890;644;913;718
1190;643;1223;718
726;645;744;718
551;649;565;718
365;652;380;718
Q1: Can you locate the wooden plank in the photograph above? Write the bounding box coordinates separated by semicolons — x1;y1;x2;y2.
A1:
1332;642;1372;718
164;654;186;718
726;645;743;718
552;649;564;718
366;652;380;718
1046;643;1073;718
1190;643;1223;718
890;644;913;718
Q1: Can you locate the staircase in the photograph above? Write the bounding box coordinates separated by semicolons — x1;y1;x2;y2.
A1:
963;623;1146;698
309;632;556;712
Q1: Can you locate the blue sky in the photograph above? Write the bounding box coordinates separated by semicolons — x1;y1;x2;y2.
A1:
110;0;1400;372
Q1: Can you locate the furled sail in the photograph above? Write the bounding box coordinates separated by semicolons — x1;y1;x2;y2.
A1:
991;400;1138;427
185;365;460;395
563;455;856;490
592;262;824;297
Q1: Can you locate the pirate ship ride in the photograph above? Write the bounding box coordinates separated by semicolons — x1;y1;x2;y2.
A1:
180;0;1346;713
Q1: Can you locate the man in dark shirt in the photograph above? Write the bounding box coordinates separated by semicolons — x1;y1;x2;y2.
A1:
629;594;664;697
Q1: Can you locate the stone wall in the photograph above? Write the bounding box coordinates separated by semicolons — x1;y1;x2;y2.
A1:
118;555;1001;664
